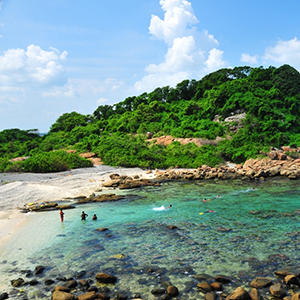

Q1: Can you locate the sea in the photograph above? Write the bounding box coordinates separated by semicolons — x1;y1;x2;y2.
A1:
1;177;300;299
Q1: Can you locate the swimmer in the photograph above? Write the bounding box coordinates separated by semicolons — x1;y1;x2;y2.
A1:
59;209;64;222
214;195;221;198
205;210;215;213
165;205;172;209
81;211;88;221
92;214;97;220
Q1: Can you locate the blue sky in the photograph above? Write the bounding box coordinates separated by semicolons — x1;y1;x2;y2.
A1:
1;0;300;132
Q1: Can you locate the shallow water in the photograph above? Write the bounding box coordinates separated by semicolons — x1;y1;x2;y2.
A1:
1;178;300;299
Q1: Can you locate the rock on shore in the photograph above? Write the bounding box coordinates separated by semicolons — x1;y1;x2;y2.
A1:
154;147;300;181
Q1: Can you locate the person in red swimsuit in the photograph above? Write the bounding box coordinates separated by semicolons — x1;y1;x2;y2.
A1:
60;209;64;222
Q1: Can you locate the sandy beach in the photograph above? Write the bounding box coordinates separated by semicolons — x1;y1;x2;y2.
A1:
0;165;156;244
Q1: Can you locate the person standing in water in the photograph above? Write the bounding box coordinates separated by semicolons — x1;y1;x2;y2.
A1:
59;209;64;222
92;214;97;220
81;211;88;221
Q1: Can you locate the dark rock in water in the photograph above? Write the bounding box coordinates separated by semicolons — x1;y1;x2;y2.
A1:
21;269;33;277
161;294;172;300
205;292;217;300
64;279;78;288
285;275;300;286
167;285;179;297
249;210;261;215
250;277;272;288
215;227;232;232
197;282;212;292
151;288;166;295
29;279;39;286
96;227;109;232
95;272;117;284
35;265;45;275
275;269;299;277
116;292;128;300
250;288;263;300
193;274;215;282
269;283;286;298
87;286;98;292
0;292;8;300
77;291;96;300
210;282;223;291
79;279;90;289
45;279;55;285
11;277;25;287
215;275;232;283
225;287;251;300
166;225;178;230
54;286;71;292
75;270;87;279
268;254;289;264
56;276;67;281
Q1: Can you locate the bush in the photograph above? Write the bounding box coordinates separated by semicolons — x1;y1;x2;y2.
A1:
22;150;93;173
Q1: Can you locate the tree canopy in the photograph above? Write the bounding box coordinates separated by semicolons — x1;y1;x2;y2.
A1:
1;64;300;171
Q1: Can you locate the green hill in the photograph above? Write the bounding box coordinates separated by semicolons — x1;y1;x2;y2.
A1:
1;64;300;172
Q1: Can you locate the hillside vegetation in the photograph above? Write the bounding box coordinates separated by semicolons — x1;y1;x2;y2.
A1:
1;64;300;172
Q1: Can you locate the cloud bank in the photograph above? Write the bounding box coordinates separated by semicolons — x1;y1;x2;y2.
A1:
0;44;68;87
241;38;300;70
133;0;227;93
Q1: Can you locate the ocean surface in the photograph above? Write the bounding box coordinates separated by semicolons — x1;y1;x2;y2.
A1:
1;178;300;299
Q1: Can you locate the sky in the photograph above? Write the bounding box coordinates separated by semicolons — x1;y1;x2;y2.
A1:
1;0;300;132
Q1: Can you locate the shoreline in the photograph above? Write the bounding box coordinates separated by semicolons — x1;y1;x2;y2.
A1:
1;167;300;299
0;165;156;245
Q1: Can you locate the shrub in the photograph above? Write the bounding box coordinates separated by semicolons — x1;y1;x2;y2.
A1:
22;150;92;173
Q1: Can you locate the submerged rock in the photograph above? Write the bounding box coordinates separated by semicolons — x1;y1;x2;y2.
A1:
250;277;272;288
95;273;117;284
225;287;251;300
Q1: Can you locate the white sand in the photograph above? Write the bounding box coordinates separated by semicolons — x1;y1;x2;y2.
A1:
0;165;156;243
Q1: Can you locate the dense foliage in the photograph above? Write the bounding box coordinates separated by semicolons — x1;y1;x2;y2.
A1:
1;64;300;172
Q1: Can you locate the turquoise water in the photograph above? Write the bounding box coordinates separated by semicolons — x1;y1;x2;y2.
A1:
1;178;300;299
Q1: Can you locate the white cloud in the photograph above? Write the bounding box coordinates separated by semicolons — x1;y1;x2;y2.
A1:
149;0;198;45
205;48;227;72
0;44;68;87
263;38;300;67
134;0;227;94
240;53;258;65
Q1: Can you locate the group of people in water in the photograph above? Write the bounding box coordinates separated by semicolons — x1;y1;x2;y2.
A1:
59;209;98;222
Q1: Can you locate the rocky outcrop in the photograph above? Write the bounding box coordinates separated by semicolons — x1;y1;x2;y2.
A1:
101;174;160;189
77;193;130;204
154;146;300;181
